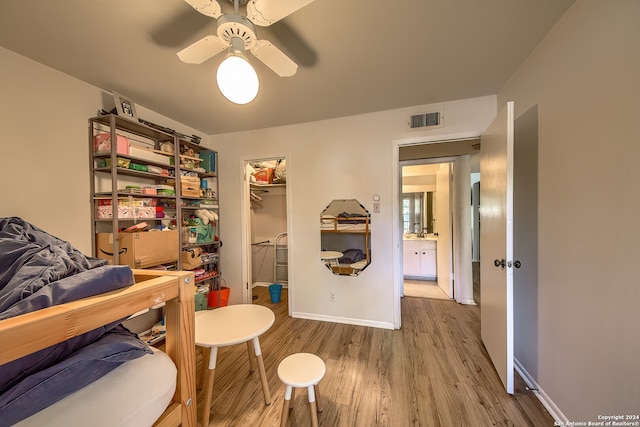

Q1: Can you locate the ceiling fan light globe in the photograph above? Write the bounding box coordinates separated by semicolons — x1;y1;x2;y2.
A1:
216;55;259;104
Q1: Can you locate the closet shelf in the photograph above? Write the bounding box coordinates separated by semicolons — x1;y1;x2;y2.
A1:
250;183;286;188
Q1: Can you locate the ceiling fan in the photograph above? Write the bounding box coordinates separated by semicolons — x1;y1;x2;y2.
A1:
177;0;315;78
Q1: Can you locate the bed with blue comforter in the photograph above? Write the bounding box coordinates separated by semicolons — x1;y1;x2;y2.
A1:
0;217;171;426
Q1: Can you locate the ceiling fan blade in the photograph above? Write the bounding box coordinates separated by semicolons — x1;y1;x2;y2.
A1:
250;39;298;77
150;8;213;48
183;0;222;18
246;0;315;26
269;21;317;67
177;36;228;64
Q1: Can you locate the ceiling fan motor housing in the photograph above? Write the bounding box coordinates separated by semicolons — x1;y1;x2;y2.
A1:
217;14;257;49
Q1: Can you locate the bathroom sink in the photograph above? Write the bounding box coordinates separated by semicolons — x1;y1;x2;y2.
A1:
403;235;437;241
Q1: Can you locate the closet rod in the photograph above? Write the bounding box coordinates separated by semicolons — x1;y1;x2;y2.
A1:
252;240;271;246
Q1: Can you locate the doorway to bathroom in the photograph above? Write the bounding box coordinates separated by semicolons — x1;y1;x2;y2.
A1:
397;138;480;305
401;160;454;299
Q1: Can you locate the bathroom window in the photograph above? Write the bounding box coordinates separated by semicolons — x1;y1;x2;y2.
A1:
402;192;423;234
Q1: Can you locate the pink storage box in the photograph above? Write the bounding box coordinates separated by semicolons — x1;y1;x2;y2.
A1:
94;133;130;155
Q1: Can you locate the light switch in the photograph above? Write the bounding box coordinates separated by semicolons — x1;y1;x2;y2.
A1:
373;202;380;213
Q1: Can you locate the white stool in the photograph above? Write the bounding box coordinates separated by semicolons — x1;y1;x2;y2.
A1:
277;353;326;427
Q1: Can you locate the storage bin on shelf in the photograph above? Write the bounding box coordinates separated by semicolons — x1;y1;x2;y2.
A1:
100;157;131;169
93;132;130;156
96;197;157;219
199;151;216;173
181;176;201;197
156;185;176;197
181;217;216;244
129;145;172;165
167;175;201;198
182;248;202;269
181;248;219;271
195;291;208;311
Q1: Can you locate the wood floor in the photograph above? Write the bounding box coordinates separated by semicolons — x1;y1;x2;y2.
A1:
196;286;553;426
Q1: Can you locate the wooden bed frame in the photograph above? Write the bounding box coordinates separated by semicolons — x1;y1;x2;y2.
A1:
0;269;197;427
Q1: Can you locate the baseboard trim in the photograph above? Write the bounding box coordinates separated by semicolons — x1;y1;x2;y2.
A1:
291;311;395;330
514;358;568;424
456;298;476;305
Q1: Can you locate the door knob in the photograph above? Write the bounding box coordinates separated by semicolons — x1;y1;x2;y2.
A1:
510;260;521;268
494;259;506;270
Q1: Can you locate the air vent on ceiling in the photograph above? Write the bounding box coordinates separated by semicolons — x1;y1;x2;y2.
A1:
408;110;444;130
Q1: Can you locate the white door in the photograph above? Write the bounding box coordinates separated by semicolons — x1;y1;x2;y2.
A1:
480;101;515;394
435;163;452;297
242;162;254;302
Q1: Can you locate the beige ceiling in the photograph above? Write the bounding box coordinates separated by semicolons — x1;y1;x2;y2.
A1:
0;0;574;135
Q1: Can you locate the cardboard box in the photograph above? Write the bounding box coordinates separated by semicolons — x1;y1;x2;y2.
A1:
96;230;178;268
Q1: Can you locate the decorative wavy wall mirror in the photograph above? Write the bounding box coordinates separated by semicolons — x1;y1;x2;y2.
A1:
320;199;371;276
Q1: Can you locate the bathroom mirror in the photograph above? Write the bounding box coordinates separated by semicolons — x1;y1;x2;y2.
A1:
320;199;371;276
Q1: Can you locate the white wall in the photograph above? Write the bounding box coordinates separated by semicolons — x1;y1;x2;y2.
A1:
0;47;203;255
211;96;496;328
498;0;640;421
513;106;539;381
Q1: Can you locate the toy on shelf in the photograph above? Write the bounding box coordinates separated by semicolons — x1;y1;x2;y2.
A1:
195;209;218;225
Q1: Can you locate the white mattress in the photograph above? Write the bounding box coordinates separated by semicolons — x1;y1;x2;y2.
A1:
15;348;176;427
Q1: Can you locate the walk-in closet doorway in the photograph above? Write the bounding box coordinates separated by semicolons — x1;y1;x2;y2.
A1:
241;157;291;308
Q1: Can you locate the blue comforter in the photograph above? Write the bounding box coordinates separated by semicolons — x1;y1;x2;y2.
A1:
0;217;149;426
0;216;112;314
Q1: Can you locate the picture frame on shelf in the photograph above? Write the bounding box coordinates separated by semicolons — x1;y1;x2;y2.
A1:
113;91;138;121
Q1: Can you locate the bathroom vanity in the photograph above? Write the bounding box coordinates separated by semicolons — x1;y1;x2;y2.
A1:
403;236;437;279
